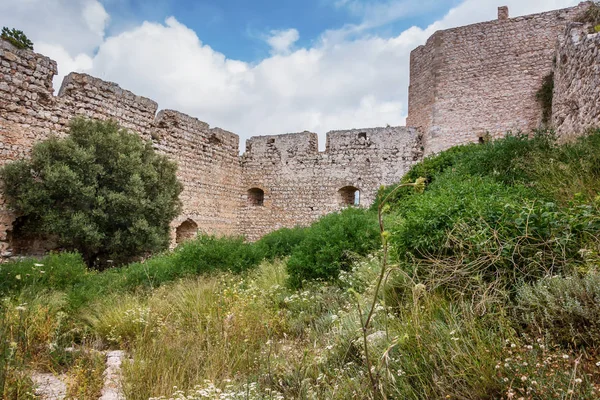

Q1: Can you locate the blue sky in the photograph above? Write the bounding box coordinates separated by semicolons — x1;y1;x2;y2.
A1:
101;0;458;61
0;0;581;148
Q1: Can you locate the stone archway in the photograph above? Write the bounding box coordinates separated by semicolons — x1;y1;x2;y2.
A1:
175;219;198;244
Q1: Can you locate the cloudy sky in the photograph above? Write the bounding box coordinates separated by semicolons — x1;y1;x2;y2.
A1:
0;0;581;148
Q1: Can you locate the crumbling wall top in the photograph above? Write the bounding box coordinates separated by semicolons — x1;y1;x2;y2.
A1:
244;131;318;159
326;126;419;153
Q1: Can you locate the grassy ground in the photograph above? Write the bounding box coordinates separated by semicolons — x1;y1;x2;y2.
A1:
2;130;600;399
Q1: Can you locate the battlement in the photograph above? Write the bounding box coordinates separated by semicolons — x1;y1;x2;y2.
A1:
244;131;318;159
2;1;600;253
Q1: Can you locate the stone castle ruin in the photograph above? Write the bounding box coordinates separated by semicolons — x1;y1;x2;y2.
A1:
1;2;599;257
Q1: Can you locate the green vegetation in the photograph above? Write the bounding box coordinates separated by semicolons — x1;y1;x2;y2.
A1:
3;130;600;398
0;119;183;267
287;207;379;287
0;27;33;50
576;1;600;33
536;73;554;126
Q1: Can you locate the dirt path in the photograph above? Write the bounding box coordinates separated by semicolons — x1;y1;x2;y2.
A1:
31;349;126;400
30;372;67;400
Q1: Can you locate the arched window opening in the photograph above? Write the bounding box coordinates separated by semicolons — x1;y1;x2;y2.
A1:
338;186;361;207
248;188;265;206
176;219;198;244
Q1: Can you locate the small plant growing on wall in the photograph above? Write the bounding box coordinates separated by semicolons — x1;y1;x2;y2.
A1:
576;1;600;33
0;118;183;267
536;72;554;126
0;27;33;50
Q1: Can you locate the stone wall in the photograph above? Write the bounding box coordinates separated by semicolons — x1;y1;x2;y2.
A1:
2;1;600;256
0;38;422;253
407;3;590;155
240;127;422;240
0;39;242;256
553;24;600;139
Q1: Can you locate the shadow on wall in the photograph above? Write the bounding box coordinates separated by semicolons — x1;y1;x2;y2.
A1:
175;219;199;244
338;186;361;206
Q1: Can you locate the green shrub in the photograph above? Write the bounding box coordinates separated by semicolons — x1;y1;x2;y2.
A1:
0;252;88;296
119;235;262;289
287;208;379;287
516;271;600;348
528;130;600;204
389;174;535;260
373;144;477;210
388;171;600;297
255;226;308;260
0;118;183;266
1;27;33;50
375;133;555;211
454;132;554;185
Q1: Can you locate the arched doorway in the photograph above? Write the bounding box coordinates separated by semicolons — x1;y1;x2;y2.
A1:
176;219;198;244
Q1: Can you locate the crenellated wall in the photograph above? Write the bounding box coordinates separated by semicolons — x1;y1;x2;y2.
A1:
553;24;600;138
0;38;423;254
2;1;600;256
407;2;591;155
240;127;422;240
0;39;243;256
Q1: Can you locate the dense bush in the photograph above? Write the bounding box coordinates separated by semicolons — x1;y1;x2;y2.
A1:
527;130;600;204
389;174;535;260
382;132;600;298
0;119;183;266
516;271;600;347
373;144;477;210
120;235;262;289
287;208;379;287
1;27;33;50
255;226;308;260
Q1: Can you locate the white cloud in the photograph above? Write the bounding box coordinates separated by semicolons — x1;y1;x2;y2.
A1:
0;0;109;86
265;29;300;55
82;0;111;37
0;0;583;150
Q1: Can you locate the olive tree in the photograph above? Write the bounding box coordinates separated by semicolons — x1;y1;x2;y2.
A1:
0;118;183;266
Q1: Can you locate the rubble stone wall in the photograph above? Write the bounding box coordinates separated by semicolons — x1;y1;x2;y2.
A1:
408;3;590;155
0;39;242;255
553;24;600;139
240;127;423;241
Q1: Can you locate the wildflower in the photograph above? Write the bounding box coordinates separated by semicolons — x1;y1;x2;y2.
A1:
15;305;26;311
575;378;583;384
15;274;21;280
521;376;528;382
596;361;600;367
562;354;569;359
526;345;533;350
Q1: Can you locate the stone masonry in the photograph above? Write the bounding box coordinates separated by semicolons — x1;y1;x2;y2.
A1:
407;2;593;155
553;23;600;138
1;2;600;255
